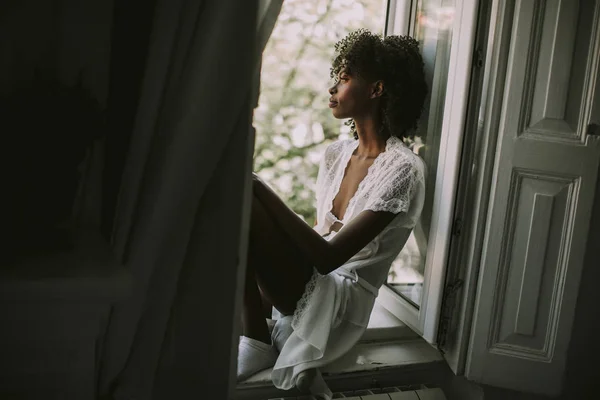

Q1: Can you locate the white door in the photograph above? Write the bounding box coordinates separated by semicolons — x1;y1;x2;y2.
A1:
464;0;600;396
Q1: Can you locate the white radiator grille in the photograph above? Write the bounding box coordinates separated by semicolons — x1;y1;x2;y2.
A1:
269;386;446;399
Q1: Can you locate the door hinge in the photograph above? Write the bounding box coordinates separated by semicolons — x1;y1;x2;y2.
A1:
437;279;464;353
452;217;463;237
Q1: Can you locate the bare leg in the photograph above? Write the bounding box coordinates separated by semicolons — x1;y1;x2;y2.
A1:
259;288;273;318
242;263;272;343
242;193;313;344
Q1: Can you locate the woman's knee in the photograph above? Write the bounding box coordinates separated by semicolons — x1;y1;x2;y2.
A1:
249;195;272;238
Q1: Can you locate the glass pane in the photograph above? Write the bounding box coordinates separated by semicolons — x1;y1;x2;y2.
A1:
386;0;456;308
254;0;388;226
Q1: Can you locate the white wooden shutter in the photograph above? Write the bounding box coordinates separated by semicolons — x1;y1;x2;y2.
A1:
465;0;600;396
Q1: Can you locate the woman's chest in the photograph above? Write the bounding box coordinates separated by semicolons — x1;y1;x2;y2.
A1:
331;156;375;220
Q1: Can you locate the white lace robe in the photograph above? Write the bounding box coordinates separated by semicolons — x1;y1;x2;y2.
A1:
271;135;426;390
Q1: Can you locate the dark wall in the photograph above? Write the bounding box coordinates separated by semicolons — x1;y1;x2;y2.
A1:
0;0;114;232
0;0;157;240
563;171;600;398
0;0;112;104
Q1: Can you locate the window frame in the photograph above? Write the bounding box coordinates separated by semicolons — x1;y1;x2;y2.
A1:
378;0;481;344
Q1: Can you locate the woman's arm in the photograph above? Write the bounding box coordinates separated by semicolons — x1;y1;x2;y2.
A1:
252;174;396;275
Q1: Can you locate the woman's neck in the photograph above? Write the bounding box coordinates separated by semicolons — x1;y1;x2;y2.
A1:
353;117;389;158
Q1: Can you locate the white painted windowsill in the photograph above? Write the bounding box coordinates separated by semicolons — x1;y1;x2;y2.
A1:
238;301;441;389
236;339;444;400
361;300;419;342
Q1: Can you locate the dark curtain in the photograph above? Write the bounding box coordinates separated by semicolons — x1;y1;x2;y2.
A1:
101;0;158;240
97;1;282;398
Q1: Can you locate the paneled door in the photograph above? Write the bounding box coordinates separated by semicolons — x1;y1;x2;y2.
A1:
466;0;600;395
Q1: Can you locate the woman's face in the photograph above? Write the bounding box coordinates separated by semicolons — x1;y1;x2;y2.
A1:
328;68;376;120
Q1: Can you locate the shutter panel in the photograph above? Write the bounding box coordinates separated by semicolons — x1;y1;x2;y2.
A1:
465;0;600;396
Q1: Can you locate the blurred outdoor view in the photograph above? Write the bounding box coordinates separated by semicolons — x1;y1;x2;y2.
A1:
253;0;386;226
254;0;455;308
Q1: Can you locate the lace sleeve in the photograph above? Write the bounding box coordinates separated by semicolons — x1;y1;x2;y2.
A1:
364;159;423;214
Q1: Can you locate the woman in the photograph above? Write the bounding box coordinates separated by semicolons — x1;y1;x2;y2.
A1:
239;29;428;396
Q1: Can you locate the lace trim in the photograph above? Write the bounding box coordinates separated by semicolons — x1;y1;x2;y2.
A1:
324;140;357;222
363;162;423;215
316;141;347;205
343;138;390;219
291;269;323;329
319;136;423;222
366;200;409;214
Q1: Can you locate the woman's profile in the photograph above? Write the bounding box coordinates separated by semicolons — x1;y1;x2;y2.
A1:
238;29;428;398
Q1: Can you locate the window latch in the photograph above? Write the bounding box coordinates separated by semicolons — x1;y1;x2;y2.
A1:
452;217;463;237
473;47;484;68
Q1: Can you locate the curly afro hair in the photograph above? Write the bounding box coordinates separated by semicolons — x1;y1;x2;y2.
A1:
330;29;427;140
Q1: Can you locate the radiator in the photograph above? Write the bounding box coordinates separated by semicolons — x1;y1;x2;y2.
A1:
268;386;446;399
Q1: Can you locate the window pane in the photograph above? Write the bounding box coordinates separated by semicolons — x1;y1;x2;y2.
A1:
254;0;389;226
386;0;456;308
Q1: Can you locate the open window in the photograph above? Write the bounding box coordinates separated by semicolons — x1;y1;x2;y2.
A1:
250;0;600;397
254;0;477;345
379;0;469;344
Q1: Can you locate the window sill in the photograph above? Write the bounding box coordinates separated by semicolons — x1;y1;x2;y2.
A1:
238;338;442;386
236;338;444;399
238;301;438;396
360;299;419;342
0;230;130;302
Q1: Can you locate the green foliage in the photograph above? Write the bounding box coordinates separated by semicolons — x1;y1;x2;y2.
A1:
253;0;386;226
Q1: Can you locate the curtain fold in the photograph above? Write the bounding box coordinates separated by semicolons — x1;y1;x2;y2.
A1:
98;1;282;398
